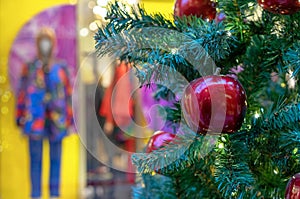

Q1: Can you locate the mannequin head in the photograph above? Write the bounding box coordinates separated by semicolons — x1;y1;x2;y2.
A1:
36;27;56;61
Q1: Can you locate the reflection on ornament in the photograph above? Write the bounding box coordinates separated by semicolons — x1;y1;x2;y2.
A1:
285;173;300;199
146;131;176;153
174;0;217;21
257;0;300;15
182;75;247;134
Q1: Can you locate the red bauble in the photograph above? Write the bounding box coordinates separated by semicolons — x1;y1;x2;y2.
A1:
146;131;176;153
182;75;247;134
257;0;300;15
174;0;217;21
285;173;300;199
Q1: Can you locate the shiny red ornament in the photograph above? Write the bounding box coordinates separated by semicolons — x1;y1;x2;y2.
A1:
257;0;300;15
182;75;247;134
174;0;217;21
146;131;176;153
285;173;300;199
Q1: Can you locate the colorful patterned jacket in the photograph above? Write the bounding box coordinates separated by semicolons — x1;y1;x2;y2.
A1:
16;59;73;141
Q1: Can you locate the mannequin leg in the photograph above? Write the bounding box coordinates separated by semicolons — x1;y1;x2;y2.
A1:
29;139;43;198
49;139;62;197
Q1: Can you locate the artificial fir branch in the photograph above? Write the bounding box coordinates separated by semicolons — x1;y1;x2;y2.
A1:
214;134;256;199
283;41;300;77
95;1;300;198
132;124;218;175
95;2;235;85
132;174;177;199
262;102;300;130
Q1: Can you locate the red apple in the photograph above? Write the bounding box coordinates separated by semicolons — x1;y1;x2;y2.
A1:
146;131;176;153
182;75;247;134
285;173;300;199
257;0;300;15
174;0;217;21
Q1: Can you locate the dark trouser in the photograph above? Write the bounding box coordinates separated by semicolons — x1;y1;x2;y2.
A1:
29;139;62;198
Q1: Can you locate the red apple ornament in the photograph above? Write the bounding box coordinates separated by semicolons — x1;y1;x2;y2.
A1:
182;75;247;134
285;173;300;199
146;131;176;153
174;0;217;21
257;0;300;15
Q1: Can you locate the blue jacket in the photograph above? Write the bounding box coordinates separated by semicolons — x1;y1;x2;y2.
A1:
16;59;73;141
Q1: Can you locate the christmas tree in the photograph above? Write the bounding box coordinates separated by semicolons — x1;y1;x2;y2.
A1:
94;1;300;198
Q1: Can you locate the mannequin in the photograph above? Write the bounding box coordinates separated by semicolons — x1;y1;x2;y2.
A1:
16;27;73;199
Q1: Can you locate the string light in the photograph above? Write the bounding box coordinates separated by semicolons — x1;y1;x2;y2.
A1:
88;1;96;9
293;148;298;155
127;0;139;5
280;83;286;88
80;28;89;37
254;112;260;119
89;21;99;31
286;69;296;89
93;6;107;18
218;143;224;149
171;48;178;55
97;0;109;7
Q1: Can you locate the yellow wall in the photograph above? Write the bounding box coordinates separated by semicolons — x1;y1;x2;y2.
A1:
0;1;80;199
142;0;174;16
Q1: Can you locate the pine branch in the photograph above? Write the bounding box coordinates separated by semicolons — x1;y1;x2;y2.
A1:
174;153;222;199
214;134;256;199
279;128;300;176
218;0;253;42
239;35;281;97
95;2;236;87
261;102;300;130
131;124;218;175
283;41;300;77
132;174;177;199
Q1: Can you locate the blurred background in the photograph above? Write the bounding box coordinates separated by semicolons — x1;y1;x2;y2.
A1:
0;0;174;199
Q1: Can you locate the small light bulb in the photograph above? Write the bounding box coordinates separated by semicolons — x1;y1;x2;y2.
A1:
171;48;178;54
97;0;109;7
89;21;99;31
127;0;139;5
80;28;89;37
254;112;260;119
218;143;224;149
